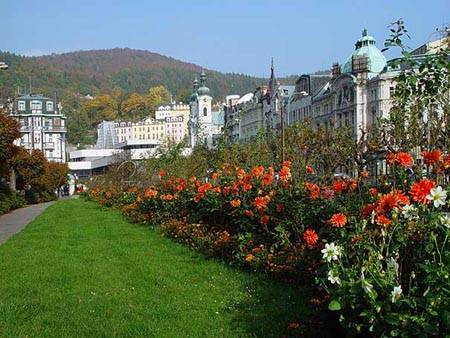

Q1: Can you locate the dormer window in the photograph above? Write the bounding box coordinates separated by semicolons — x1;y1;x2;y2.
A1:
31;101;42;110
18;101;25;111
46;101;54;111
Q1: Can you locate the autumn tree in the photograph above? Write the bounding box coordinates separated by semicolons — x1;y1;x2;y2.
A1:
145;85;171;117
122;93;147;120
83;94;118;126
0;110;21;179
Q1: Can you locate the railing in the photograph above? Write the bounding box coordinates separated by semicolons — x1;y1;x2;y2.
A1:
42;126;67;132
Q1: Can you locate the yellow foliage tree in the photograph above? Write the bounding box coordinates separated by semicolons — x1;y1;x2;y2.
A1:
145;85;171;117
122;93;147;120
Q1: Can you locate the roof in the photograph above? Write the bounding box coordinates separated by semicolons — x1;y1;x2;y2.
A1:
16;94;53;101
279;85;295;96
237;93;254;104
342;29;387;79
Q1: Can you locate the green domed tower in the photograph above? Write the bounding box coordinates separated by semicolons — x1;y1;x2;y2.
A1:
342;29;387;79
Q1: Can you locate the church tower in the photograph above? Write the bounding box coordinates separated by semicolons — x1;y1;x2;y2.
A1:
189;71;213;148
196;71;212;125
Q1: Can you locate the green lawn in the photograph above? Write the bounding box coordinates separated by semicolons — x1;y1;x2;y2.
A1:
0;199;308;337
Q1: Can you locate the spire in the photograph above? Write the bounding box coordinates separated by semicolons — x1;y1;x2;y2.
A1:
268;58;277;95
193;76;199;91
200;71;207;85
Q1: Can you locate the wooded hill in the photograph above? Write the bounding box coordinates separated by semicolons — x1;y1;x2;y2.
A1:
0;48;300;145
0;48;294;100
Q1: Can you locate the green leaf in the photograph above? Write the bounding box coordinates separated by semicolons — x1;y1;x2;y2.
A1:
328;299;341;311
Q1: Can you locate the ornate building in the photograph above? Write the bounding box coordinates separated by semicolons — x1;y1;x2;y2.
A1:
287;29;395;140
8;94;67;162
188;72;224;148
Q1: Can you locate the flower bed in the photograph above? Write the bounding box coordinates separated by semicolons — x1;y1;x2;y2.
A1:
86;150;450;336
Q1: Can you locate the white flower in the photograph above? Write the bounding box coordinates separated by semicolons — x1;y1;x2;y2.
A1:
321;242;342;262
361;272;374;295
441;214;450;228
391;285;403;303
328;270;341;285
401;204;418;220
426;186;447;208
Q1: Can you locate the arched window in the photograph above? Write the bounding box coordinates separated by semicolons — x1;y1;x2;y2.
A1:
203;107;207;116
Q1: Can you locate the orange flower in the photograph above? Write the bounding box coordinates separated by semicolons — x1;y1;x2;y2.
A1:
242;182;252;192
376;190;409;214
211;172;219;180
144;187;158;198
386;152;413;167
396;152;413;167
306;165;315;174
422;149;442;165
279;166;291;182
260;215;270;225
369;187;378;196
198;182;212;194
359;170;369;179
251;166;265;178
347;179;357;191
158;169;166;179
189;175;196;182
261;173;273;187
443;154;450;169
211;186;221;193
332;180;346;193
244;210;254;218
230;199;241;208
254;196;269;211
305;182;320;200
282;160;292;167
409;178;436;204
329;213;347;227
303;229;319;248
236;168;246;179
160;194;174;201
375;214;392;226
245;254;255;262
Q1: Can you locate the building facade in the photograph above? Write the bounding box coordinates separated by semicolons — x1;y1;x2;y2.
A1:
8;94;67;162
287;29;396;140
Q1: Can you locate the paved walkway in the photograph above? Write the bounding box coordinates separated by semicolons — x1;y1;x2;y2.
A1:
0;201;54;245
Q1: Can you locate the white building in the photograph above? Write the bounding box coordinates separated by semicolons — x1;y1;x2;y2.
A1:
8;94;67;162
188;72;224;148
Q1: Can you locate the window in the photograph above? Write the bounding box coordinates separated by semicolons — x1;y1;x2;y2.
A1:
46;101;54;111
203;107;208;116
31;101;42;110
18;101;26;111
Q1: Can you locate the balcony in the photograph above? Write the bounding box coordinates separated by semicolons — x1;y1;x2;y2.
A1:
43;125;67;132
44;142;55;150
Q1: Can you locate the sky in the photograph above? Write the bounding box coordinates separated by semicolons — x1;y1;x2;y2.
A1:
1;0;449;77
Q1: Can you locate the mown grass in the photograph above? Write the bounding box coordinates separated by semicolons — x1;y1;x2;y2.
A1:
0;199;309;337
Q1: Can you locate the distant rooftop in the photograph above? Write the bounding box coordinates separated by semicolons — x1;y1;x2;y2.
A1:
17;94;53;101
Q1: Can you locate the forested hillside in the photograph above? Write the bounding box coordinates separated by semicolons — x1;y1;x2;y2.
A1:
0;48;298;145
